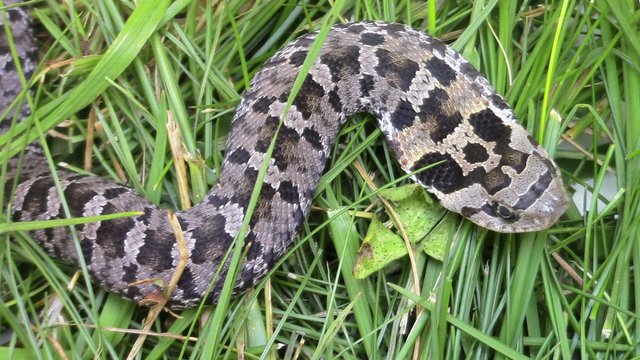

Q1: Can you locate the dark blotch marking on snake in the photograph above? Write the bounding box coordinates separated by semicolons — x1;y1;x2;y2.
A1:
228;148;251;164
375;48;419;91
252;96;276;114
390;99;417;130
430;111;462;143
360;32;385;46
293;76;326;119
18;177;56;217
302;127;323;150
288;50;308;66
416;88;462;142
468;108;510;143
424;57;457;87
272;126;302;171
360;74;375;97
327;88;343;113
278;180;299;204
321;45;361;83
190;213;231;265
468;167;512;196
412;152;464;194
63;182;98;218
463;143;490;163
135;228;176;272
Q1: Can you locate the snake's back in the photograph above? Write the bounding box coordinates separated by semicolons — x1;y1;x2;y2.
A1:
2;5;568;308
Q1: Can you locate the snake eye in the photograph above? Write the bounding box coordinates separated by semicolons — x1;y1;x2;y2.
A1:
495;204;517;221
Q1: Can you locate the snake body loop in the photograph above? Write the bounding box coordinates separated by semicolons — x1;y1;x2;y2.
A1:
2;3;568;307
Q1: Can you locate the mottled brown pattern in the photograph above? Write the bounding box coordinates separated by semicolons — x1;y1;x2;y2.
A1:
2;3;569;308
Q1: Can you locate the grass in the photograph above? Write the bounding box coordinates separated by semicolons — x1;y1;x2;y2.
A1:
1;0;638;358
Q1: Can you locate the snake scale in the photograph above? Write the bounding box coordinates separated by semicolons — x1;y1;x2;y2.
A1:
2;2;569;308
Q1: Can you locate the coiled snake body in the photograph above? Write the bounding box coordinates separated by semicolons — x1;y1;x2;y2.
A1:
2;4;568;307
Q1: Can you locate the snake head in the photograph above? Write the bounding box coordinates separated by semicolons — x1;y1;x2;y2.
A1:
428;146;570;233
460;151;569;233
402;113;570;233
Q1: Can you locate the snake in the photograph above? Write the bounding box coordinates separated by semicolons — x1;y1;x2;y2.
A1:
1;2;569;308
